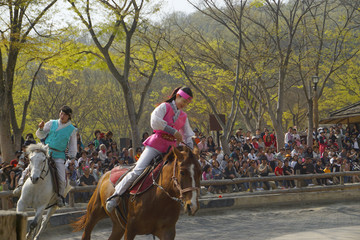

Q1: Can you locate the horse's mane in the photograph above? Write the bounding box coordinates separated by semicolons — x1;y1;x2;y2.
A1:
26;143;49;157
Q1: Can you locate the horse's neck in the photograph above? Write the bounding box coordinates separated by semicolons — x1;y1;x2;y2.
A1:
158;161;178;196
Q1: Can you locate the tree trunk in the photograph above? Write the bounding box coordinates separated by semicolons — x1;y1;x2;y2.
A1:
0;108;15;164
307;99;314;148
220;134;230;155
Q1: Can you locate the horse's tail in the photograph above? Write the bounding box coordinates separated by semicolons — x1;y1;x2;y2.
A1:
71;174;105;232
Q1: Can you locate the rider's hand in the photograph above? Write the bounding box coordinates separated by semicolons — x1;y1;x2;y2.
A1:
174;131;183;144
38;121;45;130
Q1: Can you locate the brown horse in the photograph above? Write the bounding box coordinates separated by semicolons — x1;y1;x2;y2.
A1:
72;146;202;240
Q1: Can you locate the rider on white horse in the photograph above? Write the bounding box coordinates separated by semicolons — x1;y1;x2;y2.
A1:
14;105;77;207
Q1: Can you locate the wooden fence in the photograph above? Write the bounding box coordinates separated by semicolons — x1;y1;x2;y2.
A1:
1;171;360;209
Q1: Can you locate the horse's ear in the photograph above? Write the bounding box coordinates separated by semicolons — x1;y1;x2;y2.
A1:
172;147;184;162
44;144;50;157
192;144;200;160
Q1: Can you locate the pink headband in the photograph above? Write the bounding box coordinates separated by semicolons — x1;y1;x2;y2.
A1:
177;89;192;101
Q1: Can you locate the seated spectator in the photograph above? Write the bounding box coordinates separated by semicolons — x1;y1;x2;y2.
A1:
66;163;78;186
78;150;90;167
198;153;209;170
257;157;272;190
230;148;241;162
120;148;134;165
134;147;142;162
275;160;284;188
109;141;120;156
219;153;229;171
98;144;107;163
224;160;240;192
198;136;208;152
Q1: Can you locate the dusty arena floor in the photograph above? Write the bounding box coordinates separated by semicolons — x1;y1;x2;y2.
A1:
42;201;360;240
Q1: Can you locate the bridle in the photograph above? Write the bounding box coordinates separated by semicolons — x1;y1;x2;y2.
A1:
29;150;50;182
152;143;200;206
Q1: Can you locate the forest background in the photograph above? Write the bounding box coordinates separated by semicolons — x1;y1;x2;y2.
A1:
1;0;360;163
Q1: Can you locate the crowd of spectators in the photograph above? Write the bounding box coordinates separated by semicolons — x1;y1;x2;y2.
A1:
1;123;360;206
196;124;360;194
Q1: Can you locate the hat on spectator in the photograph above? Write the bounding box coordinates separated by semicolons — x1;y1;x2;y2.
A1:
285;154;291;158
246;137;250;140
10;159;18;167
193;128;199;133
88;142;94;147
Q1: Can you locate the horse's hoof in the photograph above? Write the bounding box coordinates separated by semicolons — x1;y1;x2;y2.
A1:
30;221;37;230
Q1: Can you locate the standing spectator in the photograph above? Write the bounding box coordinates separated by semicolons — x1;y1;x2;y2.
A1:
102;131;114;149
283;160;295;188
274;160;284;188
79;166;96;201
248;160;258;190
315;159;326;185
93;130;102;151
207;136;216;153
284;127;293;145
193;128;201;145
23;133;36;146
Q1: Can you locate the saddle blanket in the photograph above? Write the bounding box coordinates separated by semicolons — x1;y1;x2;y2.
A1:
109;162;164;195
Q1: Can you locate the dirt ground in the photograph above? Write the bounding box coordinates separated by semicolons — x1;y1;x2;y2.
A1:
42;201;360;240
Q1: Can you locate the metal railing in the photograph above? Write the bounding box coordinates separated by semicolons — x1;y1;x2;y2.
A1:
1;170;360;210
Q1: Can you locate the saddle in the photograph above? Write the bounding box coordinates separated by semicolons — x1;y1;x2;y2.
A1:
109;156;165;196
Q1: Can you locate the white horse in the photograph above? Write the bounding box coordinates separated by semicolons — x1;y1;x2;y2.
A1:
16;143;70;240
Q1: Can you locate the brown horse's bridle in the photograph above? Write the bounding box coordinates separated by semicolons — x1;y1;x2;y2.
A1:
171;158;200;200
152;148;200;206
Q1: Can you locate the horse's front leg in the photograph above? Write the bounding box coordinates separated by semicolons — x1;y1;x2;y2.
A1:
27;205;46;240
158;227;176;240
17;196;27;212
33;206;57;240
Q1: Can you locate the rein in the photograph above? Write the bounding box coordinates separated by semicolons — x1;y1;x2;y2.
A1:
30;151;50;181
152;142;200;206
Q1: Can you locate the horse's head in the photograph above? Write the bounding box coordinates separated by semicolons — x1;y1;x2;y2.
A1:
27;143;49;184
170;146;202;216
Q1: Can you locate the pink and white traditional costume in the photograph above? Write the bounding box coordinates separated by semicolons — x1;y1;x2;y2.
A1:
110;100;194;200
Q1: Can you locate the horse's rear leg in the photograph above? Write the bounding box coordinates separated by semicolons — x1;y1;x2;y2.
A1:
108;219;124;240
33;206;57;240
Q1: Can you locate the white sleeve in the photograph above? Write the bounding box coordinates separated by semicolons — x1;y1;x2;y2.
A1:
179;118;195;148
36;120;52;139
150;103;170;131
67;129;78;159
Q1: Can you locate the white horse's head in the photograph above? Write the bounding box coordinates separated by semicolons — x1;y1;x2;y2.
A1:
27;143;49;184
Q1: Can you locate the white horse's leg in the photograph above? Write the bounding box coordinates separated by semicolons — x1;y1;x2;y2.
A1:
27;205;46;240
33;206;57;240
17;197;27;212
